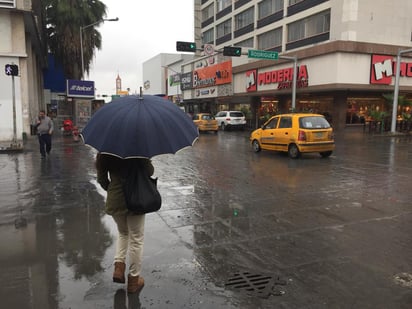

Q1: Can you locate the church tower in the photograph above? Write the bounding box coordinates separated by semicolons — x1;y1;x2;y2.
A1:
116;74;122;94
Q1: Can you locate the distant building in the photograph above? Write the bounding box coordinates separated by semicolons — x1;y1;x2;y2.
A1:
142;53;194;103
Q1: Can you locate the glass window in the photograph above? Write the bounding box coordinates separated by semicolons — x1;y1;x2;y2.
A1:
202;4;214;21
235;7;255;30
300;116;331;129
217;19;232;38
259;0;284;19
236;37;254;48
288;0;304;5
287;10;330;42
258;27;282;50
202;28;214;44
217;0;231;12
265;117;279;129
279;117;292;128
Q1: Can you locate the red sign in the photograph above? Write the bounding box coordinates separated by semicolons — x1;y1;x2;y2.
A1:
193;61;232;88
370;54;412;85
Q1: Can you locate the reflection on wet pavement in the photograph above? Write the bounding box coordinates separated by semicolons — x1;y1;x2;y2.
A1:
0;129;412;308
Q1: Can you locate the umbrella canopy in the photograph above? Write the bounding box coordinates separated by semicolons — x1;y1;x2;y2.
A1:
81;95;198;158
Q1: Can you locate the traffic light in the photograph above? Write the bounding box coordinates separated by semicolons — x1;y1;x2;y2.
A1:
5;64;19;76
176;41;196;52
223;46;242;57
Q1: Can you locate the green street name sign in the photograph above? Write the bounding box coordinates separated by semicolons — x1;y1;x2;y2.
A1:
248;49;279;60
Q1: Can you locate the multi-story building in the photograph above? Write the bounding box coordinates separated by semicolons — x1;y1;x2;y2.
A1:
0;0;47;148
182;0;412;130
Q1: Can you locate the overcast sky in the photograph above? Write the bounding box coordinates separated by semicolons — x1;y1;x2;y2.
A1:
87;0;194;96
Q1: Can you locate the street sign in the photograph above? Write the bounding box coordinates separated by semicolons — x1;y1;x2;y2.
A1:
248;49;278;60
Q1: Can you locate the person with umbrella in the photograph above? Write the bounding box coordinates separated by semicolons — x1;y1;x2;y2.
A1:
82;94;199;294
96;153;153;293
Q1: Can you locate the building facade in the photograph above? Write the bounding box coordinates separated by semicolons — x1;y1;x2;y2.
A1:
0;0;47;147
142;53;194;103
181;0;412;130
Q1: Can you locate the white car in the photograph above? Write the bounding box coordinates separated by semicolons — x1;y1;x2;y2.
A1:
214;111;246;131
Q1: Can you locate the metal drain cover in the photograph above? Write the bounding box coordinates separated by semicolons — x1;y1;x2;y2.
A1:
224;271;275;298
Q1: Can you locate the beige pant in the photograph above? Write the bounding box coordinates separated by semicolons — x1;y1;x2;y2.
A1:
112;214;145;277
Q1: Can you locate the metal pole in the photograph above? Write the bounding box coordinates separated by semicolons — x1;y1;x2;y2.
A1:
391;52;401;133
80;18;118;80
279;55;297;111
391;48;412;133
80;26;84;79
291;56;297;111
12;75;17;144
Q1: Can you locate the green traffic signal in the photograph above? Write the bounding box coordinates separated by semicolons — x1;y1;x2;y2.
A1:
176;41;196;52
223;46;242;57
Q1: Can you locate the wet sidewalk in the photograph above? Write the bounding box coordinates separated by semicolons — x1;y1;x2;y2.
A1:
1;129;412;308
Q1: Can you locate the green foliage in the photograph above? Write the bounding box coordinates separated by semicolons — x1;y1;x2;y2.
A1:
43;0;107;79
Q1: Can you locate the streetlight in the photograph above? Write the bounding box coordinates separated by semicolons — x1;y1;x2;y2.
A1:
80;17;119;79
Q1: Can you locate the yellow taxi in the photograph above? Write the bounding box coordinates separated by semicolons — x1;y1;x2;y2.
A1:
192;113;218;133
250;113;334;158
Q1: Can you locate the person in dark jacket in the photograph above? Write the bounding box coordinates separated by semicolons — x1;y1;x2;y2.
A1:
96;153;154;294
36;110;54;158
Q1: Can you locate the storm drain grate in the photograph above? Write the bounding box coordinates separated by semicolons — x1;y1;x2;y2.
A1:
224;271;275;298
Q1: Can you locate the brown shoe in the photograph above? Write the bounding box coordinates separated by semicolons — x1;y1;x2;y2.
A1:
127;275;144;294
113;262;126;283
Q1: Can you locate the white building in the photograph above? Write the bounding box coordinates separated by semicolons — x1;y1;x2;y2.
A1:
142;53;194;103
0;0;46;148
177;0;412;130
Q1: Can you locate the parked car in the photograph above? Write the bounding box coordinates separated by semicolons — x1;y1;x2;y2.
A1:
192;113;218;133
250;113;335;159
215;111;247;131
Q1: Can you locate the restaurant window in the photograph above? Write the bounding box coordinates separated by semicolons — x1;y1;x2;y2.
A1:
259;0;284;19
287;9;330;42
258;27;282;50
235;7;254;30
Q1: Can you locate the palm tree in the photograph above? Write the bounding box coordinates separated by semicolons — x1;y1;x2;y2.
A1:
43;0;107;79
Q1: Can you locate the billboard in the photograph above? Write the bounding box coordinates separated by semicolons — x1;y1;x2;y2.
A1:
67;79;95;98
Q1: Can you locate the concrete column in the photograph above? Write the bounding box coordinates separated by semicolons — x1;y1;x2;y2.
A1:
332;92;348;132
250;96;261;130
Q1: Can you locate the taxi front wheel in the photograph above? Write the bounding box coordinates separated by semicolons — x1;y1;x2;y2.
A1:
252;140;261;152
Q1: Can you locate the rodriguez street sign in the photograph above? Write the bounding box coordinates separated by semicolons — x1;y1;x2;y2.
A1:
248;49;279;60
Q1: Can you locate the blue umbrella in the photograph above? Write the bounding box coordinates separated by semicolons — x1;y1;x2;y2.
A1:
81;95;198;158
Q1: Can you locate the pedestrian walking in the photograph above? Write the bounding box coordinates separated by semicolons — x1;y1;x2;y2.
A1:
96;153;154;294
36;110;54;158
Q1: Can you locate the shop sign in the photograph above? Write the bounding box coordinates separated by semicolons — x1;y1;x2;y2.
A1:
180;72;193;90
193;61;232;89
169;73;181;86
246;70;257;92
67;79;95;98
370;54;412;85
246;65;309;91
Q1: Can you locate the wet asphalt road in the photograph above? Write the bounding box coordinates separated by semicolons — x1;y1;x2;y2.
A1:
0;128;412;309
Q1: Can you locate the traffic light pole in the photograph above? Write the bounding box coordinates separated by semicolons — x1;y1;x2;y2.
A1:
11;74;18;146
278;55;298;111
391;48;412;133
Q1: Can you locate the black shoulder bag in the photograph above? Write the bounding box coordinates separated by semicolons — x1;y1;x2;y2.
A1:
122;162;162;214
